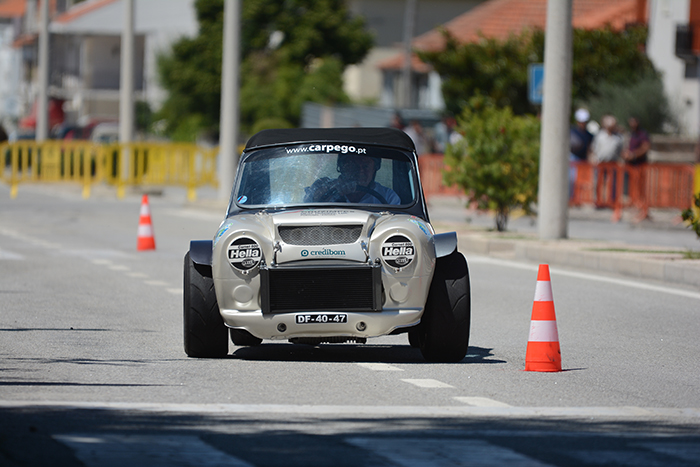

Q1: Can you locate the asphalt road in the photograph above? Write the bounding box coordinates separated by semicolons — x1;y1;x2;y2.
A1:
1;184;699;466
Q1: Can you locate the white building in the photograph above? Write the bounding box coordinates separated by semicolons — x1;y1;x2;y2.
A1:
48;0;197;126
9;0;197;132
646;0;700;136
0;0;24;133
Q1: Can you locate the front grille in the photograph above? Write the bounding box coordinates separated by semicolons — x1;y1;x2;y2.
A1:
261;264;382;313
278;225;362;245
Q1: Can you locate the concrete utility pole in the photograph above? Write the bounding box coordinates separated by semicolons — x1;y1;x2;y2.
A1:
401;0;417;108
119;0;135;145
218;0;241;201
537;0;573;240
36;0;49;141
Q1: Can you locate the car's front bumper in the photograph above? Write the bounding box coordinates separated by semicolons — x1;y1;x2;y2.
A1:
220;307;423;340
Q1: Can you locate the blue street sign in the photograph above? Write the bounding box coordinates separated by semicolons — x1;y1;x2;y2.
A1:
528;63;544;105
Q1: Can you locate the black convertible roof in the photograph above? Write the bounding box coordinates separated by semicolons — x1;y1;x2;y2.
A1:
244;127;415;151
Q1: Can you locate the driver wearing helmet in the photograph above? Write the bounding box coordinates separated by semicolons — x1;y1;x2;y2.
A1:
304;154;401;205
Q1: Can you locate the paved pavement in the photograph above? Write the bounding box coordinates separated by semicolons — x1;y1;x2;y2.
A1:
427;195;700;289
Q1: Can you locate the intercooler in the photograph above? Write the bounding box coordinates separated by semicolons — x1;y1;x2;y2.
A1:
260;263;382;313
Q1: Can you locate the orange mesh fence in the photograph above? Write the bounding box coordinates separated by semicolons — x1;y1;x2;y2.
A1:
417;156;696;212
569;162;696;215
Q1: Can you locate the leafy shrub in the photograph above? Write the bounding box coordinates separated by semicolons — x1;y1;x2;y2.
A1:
681;194;700;241
444;96;540;231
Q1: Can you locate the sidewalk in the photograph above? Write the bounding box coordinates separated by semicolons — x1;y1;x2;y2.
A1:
428;196;700;288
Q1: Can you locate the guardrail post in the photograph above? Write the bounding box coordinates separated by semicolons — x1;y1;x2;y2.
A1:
695;163;700;216
10;144;19;198
187;145;197;202
82;146;91;199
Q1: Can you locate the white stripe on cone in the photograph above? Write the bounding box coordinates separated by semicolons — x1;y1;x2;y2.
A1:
528;320;559;342
533;281;553;302
138;224;153;237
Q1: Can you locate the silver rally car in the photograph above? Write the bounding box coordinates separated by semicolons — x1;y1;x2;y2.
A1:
184;127;470;362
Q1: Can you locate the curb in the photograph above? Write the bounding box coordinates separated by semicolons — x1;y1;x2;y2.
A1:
456;232;700;288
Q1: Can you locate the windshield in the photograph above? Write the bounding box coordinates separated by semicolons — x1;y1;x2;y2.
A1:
233;143;417;208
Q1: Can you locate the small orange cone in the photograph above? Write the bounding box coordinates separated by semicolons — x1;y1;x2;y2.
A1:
525;264;561;372
137;194;156;251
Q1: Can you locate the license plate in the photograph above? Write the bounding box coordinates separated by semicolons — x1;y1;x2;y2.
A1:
295;313;348;324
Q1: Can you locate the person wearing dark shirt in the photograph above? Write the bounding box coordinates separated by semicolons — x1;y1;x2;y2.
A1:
622;117;650;166
570;108;593;162
622;117;651;221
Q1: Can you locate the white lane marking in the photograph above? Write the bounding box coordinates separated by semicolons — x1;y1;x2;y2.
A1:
3;401;700;419
127;272;149;278
346;438;553;467
145;280;169;287
53;434;254;467
636;442;700;463
0;249;23;260
0;227;61;249
108;265;130;271
357;362;404;371
469;256;700;300
91;259;112;265
167;288;183;295
454;397;512;407
401;379;454;388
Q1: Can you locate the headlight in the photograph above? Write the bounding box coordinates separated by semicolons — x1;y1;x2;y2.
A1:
227;237;262;272
381;235;415;269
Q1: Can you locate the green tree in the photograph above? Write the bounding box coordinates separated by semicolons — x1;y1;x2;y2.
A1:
444;96;541;232
157;0;373;141
418;25;657;118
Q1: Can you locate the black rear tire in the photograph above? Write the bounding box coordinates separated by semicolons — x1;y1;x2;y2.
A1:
230;328;262;346
419;251;471;363
183;252;228;358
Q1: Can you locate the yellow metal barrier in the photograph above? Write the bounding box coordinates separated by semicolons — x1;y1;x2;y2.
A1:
1;141;218;201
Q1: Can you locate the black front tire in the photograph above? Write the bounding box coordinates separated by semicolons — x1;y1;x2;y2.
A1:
419;251;471;363
183;252;228;358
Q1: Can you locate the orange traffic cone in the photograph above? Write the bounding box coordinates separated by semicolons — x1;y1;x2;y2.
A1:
525;264;561;372
137;194;156;251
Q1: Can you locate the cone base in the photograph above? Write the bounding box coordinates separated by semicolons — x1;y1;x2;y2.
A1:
524;363;562;372
138;239;156;251
525;341;561;372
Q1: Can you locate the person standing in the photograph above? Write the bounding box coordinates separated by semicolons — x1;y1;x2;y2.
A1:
404;119;428;155
591;115;623;211
570;108;594;162
621;116;650;165
569;108;594;202
591;115;623;164
621;116;651;221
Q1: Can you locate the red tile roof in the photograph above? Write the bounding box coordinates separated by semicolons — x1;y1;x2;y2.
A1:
380;0;646;70
54;0;119;24
0;0;25;18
